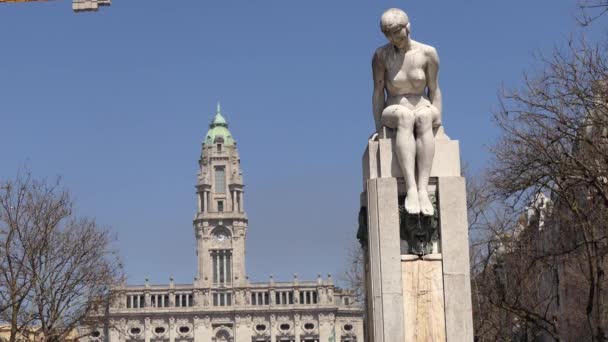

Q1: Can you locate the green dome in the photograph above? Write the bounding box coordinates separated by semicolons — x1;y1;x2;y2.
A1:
204;103;235;146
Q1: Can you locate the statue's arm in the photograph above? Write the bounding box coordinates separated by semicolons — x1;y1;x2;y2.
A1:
426;47;442;127
372;49;386;133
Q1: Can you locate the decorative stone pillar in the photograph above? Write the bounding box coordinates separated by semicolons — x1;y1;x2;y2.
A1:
318;314;334;342
194;316;213;342
294;314;301;342
233;190;238;212
239;191;244;212
169;317;175;342
235;315;252;342
270;314;277;342
108;319;122;342
198;192;202;212
144;317;151;342
203;191;208;213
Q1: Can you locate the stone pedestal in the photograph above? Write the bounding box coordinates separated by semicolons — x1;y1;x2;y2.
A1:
361;129;474;342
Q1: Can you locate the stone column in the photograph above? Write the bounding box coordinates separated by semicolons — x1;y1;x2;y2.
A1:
294;314;301;342
270;288;276;305
108;322;121;342
364;139;405;342
194;317;213;342
144;318;151;342
318;314;334;342
239;191;244;212
203;192;208;213
169;317;176;342
235;316;251;342
232;228;246;286
232;190;239;213
354;319;365;342
437;177;474;342
270;314;277;342
198;192;202;213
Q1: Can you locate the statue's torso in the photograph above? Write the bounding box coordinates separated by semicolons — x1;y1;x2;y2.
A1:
379;41;430;98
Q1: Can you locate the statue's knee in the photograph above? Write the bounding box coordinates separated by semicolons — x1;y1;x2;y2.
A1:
382;105;413;128
415;108;433;126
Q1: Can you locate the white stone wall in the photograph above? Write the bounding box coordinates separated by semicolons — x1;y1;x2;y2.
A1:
103;307;363;342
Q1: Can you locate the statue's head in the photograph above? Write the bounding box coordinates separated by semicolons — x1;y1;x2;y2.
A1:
380;8;410;49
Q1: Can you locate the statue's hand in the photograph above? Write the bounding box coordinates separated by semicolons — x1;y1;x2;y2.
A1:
430;106;442;128
432;118;442;128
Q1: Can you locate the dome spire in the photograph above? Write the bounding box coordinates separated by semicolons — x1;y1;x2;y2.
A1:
204;103;234;146
211;102;228;127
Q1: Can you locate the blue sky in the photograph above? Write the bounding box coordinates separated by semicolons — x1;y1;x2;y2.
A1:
0;1;604;286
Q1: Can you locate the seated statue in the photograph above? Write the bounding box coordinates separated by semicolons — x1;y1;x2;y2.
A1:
372;8;442;216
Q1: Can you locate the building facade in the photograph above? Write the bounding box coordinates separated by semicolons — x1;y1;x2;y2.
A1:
97;105;363;342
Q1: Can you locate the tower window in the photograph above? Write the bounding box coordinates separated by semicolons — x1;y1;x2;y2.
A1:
217;144;222;152
212;250;232;285
218;201;224;212
215;167;226;193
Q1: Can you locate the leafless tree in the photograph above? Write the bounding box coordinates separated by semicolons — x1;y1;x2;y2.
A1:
471;36;608;341
340;240;366;306
0;170;123;342
578;0;608;26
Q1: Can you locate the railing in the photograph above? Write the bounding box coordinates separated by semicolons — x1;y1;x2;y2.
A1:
115;283;356;311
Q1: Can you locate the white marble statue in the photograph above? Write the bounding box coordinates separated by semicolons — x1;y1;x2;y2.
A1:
372;8;442;216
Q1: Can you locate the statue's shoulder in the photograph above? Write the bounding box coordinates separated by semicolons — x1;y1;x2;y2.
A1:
413;41;439;61
373;43;393;61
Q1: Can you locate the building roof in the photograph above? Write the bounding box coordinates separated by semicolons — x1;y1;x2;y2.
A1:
204;102;235;146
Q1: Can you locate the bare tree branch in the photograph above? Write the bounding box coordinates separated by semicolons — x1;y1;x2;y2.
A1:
0;170;123;342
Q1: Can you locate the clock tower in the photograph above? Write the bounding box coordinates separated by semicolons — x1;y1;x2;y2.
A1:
194;103;247;290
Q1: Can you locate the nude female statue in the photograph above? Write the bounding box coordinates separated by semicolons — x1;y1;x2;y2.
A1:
372;8;442;216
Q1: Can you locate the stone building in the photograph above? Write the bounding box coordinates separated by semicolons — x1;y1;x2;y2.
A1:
96;105;363;342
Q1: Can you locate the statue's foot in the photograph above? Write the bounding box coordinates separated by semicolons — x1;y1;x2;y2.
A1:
419;191;434;216
404;188;420;215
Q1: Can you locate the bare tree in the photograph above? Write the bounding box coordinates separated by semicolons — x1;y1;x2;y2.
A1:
476;36;608;341
340;240;366;306
578;0;608;25
0;170;123;341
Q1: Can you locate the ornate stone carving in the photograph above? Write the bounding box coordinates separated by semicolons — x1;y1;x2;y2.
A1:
318;288;327;303
234;289;245;305
327;288;334;303
176;318;189;325
213;316;232;323
399;191;439;255
176;321;194;338
151;321;169;339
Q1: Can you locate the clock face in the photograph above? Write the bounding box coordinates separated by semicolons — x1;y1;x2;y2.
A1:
215;233;227;242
